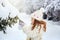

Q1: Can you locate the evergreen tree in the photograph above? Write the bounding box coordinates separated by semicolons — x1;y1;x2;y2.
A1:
0;13;19;34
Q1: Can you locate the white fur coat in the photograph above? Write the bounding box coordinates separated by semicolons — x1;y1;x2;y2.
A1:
23;24;44;40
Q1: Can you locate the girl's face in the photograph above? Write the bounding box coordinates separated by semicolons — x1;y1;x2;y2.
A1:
31;18;35;24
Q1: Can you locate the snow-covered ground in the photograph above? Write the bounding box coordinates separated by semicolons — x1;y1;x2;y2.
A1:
43;21;60;40
0;0;60;40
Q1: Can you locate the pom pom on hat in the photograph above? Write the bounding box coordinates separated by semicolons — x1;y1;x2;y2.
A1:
31;7;45;21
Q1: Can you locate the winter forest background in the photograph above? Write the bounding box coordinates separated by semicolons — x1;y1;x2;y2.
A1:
0;0;60;40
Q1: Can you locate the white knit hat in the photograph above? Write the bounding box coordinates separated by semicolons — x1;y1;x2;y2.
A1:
31;7;45;21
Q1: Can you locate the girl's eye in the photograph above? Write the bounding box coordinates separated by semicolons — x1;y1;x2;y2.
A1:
34;14;35;16
37;16;39;18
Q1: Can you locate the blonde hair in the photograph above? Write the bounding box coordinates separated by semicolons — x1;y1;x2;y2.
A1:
31;19;46;32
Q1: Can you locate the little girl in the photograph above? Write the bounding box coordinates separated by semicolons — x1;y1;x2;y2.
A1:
23;8;46;40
